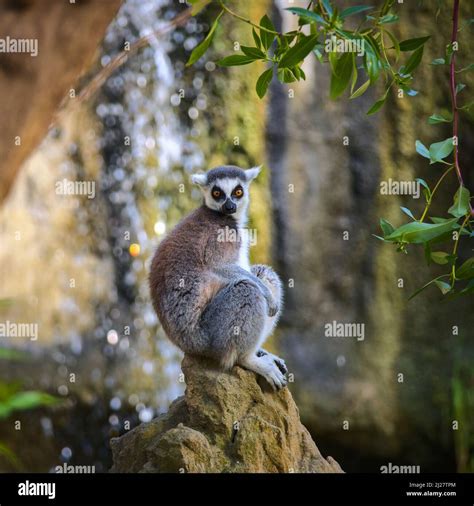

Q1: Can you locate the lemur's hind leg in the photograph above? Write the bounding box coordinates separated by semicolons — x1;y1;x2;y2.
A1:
236;265;287;389
199;277;286;390
246;265;288;377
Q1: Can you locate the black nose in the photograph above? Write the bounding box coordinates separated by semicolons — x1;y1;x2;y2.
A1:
223;199;236;214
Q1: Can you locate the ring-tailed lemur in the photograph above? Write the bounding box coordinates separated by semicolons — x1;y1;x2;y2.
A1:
149;165;287;390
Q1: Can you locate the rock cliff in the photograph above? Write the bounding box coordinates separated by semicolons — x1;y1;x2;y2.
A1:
110;355;343;473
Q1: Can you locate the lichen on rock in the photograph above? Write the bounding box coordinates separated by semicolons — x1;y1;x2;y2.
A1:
110;355;343;473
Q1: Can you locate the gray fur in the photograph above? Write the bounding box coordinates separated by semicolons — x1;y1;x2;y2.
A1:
149;165;287;390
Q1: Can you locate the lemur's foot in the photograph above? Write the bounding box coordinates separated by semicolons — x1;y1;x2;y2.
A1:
240;352;287;391
257;348;288;376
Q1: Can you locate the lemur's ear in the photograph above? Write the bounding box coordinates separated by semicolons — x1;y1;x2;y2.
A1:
245;165;262;182
191;173;207;186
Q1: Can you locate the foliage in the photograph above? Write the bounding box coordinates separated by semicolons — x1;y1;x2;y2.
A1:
186;0;473;299
0;319;61;468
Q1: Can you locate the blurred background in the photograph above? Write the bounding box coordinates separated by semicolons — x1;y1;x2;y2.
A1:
0;0;472;473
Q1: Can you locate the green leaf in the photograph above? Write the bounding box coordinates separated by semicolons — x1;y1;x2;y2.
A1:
400;206;416;220
448;186;470;218
340;5;373;19
363;38;382;83
0;442;21;469
329;52;353;99
256;68;273;98
399;36;430;51
408;275;450;300
252;28;261;49
186;10;223;66
428;113;451;124
259;15;276;50
217;55;257;67
456;257;474;279
188;0;211;16
350;79;370;99
277;68;297;83
435;280;452;294
402;46;424;75
416;178;431;200
0;348;28;360
286;7;327;26
456;63;474;73
321;0;333;16
380;218;395;236
384;218;459;244
430;251;450;265
379;13;399;24
385;29;400;61
431;58;445;65
456;83;466;95
428;137;454;163
7;391;59;411
459;278;474;295
366;90;388;115
415;140;430;159
279;34;319;68
240;46;266;59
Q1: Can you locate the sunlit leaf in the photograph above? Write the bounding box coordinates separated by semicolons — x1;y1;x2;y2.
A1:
279;34;319;68
186;10;223;66
217;55;258;67
350;79;370;99
256;68;273;98
259;15;276;50
240;46;266;59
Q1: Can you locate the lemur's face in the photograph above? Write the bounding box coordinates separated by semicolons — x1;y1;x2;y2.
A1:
191;166;261;221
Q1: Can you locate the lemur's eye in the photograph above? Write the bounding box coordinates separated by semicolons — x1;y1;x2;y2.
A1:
212;188;222;199
233;186;244;198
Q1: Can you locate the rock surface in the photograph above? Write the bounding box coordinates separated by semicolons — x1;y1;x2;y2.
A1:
110;355;343;473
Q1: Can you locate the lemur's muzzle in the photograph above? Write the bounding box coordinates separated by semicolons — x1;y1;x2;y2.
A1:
222;199;236;214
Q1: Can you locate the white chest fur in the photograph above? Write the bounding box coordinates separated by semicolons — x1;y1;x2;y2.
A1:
237;226;251;271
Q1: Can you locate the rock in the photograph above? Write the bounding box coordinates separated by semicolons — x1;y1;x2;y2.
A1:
110;355;343;473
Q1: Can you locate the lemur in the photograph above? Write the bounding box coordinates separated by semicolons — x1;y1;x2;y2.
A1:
149;165;287;390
